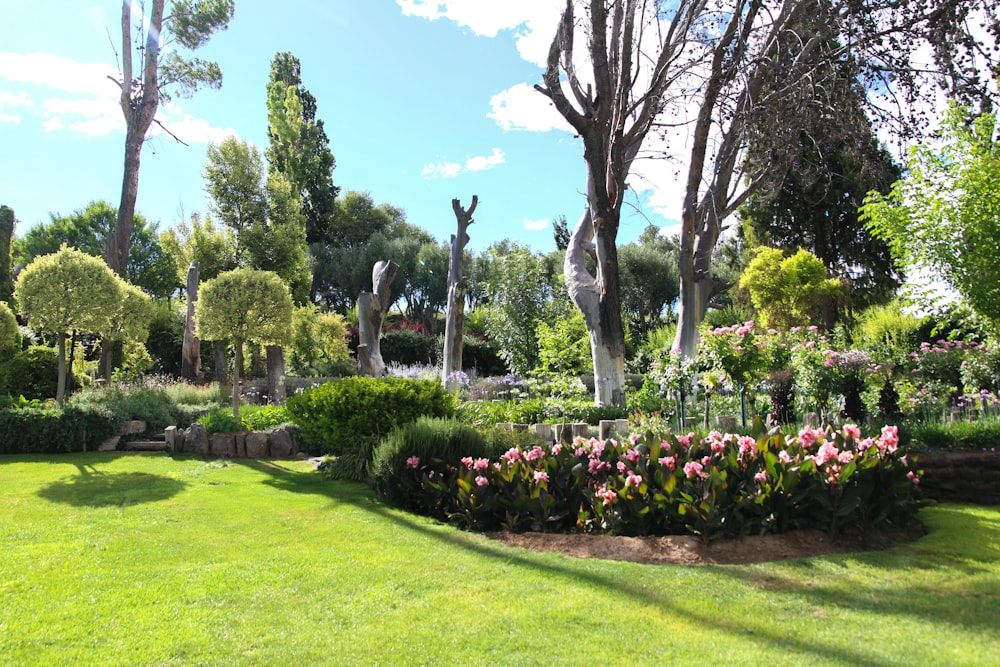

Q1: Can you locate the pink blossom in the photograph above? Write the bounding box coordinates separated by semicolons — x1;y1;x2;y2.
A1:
767;328;778;335
791;326;801;332
823;359;836;367
533;471;549;484
842;424;861;441
588;459;611;475
838;450;854;464
624;472;643;488
812;442;840;466
736;326;751;336
405;456;420;470
857;437;875;453
738;435;757;457
659;440;672;452
616;461;628;473
629;433;641;445
754;471;767;484
676;433;693;449
658;455;677;470
778;450;793;464
808;325;819;331
460;456;474;469
624;448;641;464
596;485;617;506
551;443;564;456
589;440;606;459
503;447;522;463
475;475;489;488
805;340;816;348
473;458;490;471
575;446;587;457
524;446;545;462
880;425;899;448
797;427;820;449
684;461;704;479
907;471;920;485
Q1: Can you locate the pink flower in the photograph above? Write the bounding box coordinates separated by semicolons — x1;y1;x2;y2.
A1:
676;433;693;449
503;448;522;463
778;450;793;464
710;439;725;454
525;446;545;462
858;437;876;453
823;359;835;367
475;475;489;488
575;446;587;457
684;461;704;479
405;456;420;470
625;472;643;488
533;471;549;484
596;485;617;506
629;433;641;445
588;459;611;475
624;448;641;464
659;440;672;452
842;424;861;441
812;442;840;466
907;471;920;485
589;440;606;459
797;427;820;449
658;455;677;470
838;450;854;464
460;456;474;469
473;458;490;471
738;435;757;457
616;461;628;473
754;471;767;484
551;443;563;456
880;425;899;449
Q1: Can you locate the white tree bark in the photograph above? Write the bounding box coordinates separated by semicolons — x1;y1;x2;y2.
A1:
357;260;399;377
442;196;477;388
182;261;201;380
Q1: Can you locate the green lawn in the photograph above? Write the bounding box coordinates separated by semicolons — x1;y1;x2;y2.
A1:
1;453;998;666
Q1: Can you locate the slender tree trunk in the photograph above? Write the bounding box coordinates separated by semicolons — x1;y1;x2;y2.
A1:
181;262;201;381
232;336;243;418
265;344;285;405
357;260;399;377
442;196;476;388
214;341;227;382
56;333;67;406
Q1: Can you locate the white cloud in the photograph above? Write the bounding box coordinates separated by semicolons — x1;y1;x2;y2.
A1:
488;82;571;132
523;218;549;231
422;148;505;179
422;161;462;179
465;147;505;171
0;113;20;124
0;52;235;143
0;90;32;109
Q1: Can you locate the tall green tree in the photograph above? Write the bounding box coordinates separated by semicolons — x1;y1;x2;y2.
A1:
266;52;338;245
14;247;122;404
619;227;680;342
0;205;14;302
159;213;238;284
13;201;177;299
203;137;309;302
196;268;293;416
109;0;234;277
862;106;1000;325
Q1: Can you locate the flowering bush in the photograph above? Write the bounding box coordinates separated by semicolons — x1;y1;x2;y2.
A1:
385;422;922;540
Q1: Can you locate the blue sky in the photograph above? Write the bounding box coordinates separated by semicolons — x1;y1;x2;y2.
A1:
0;0;683;253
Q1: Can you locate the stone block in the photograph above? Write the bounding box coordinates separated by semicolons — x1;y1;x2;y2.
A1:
245;432;269;458
186;423;208;454
269;428;295;457
208;432;235;458
533;423;552;442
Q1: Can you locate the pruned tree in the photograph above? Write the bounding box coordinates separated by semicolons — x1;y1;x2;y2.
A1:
442;195;477;388
14;247;121;404
357;260;399;377
108;0;234;277
195;268;293;417
535;0;702;407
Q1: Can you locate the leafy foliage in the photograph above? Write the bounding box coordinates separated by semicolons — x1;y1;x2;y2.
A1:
285;376;456;479
739;247;842;329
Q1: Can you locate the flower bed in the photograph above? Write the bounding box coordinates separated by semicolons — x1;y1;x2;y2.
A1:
392;423;921;541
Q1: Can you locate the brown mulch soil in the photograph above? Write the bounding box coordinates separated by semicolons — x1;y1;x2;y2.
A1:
486;523;926;566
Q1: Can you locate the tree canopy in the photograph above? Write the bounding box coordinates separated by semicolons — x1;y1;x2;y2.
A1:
862;106;1000;325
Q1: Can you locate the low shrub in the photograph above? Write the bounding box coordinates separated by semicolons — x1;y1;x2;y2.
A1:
370;417;505;518
0;403;117;454
381;329;439;366
461;336;506;376
392;422;922;539
197;408;246;433
2;346;61;400
240;404;291;431
904;419;1000;451
286;376;455;479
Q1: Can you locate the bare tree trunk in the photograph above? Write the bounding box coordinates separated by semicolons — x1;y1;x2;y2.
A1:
56;333;67;406
265;344;285;405
181;261;201;381
214;341;227;382
442;196;477;388
108;0;164;277
357;260;399;377
0;205;14;302
564;201;627;408
232;336;243;418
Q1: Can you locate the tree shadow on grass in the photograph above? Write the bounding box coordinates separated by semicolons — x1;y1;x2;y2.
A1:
234;460;1000;665
37;462;187;507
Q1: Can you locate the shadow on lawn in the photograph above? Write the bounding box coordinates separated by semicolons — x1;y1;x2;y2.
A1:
235;459;999;665
37;462;187;507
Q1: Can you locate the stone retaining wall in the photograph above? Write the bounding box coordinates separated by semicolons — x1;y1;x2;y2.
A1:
916;451;1000;505
171;424;300;459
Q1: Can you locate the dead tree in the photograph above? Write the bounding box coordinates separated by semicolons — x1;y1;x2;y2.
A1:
181;261;201;381
357;260;399;377
442;195;477;388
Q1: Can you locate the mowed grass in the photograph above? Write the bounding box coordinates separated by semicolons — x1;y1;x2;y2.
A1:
1;453;998;667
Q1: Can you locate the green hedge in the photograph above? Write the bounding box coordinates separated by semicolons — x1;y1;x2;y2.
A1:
286;376;455;479
0;404;118;454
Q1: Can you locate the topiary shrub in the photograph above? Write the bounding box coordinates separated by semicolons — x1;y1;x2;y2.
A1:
2;346;60;400
371;416;504;513
285;376;455;479
0;402;117;454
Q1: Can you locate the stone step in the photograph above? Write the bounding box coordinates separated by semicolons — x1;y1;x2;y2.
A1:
124;440;169;452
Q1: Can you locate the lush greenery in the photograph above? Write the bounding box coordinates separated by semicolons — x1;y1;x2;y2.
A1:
286;376;455;479
1;454;997;666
